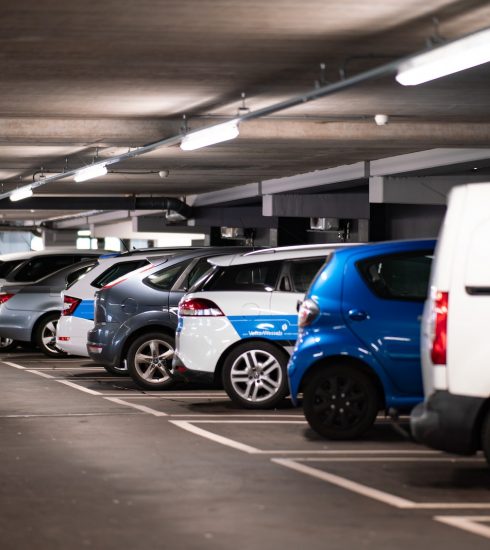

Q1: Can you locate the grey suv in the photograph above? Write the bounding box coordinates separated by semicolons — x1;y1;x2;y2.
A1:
87;247;251;390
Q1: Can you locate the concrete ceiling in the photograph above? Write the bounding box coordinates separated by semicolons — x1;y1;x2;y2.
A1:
0;0;489;225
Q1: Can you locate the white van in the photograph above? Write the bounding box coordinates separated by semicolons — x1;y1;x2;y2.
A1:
411;182;490;465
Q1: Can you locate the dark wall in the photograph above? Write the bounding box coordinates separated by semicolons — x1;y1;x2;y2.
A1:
370;204;446;241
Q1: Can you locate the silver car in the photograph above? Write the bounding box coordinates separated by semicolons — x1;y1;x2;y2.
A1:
0;259;97;356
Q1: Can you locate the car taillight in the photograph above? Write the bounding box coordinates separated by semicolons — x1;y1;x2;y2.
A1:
179;297;224;317
62;296;81;316
0;293;14;305
430;290;448;365
298;298;320;328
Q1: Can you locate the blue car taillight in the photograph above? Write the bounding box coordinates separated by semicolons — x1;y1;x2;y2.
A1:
298;298;320;328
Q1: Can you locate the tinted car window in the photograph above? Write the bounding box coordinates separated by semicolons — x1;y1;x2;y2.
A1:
357;251;433;301
13;255;77;282
177;258;213;291
66;263;96;288
0;259;24;278
201;261;282;292
288;258;325;293
144;260;193;291
91;260;149;289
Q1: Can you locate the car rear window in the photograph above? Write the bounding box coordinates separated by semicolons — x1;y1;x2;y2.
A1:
12;255;77;282
91;260;149;289
357;250;433;301
144;259;193;291
199;261;282;292
288;258;325;293
0;259;25;278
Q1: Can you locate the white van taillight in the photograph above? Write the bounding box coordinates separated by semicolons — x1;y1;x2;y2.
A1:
62;296;81;316
430;291;448;365
298;299;320;328
179;297;224;317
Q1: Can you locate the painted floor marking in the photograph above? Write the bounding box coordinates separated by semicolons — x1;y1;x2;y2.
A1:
25;369;55;379
170;420;260;453
56;380;102;395
272;457;490;510
1;360;26;370
0;412;142;418
169;419;442;455
434;516;490;539
104;397;168;417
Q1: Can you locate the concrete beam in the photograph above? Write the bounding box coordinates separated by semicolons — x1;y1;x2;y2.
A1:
263;193;369;219
370;148;490;176
369;175;490;205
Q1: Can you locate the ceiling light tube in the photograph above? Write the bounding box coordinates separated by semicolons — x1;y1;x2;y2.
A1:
74;163;108;182
396;26;490;86
10;186;33;202
180;120;239;151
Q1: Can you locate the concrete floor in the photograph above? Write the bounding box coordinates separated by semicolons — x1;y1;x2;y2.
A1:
1;350;489;550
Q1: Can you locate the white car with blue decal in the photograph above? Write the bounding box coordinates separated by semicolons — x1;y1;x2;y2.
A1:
56;250;178;357
172;244;344;409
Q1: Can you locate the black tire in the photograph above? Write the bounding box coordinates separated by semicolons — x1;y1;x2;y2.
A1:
127;332;175;390
482;409;490;466
0;338;19;352
33;313;67;358
102;363;129;376
303;365;380;440
222;341;289;409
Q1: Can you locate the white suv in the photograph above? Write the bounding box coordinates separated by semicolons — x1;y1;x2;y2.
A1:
56;250;179;357
411;182;490;465
172;244;346;409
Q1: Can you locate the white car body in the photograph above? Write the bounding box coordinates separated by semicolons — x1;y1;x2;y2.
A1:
173;244;348;408
56;251;171;356
411;182;490;463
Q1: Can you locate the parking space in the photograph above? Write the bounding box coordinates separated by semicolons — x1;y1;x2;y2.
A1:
1;349;489;548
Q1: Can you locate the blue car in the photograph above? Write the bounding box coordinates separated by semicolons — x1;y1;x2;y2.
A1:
288;239;436;440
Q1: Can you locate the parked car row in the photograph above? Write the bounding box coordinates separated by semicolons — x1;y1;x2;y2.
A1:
1;185;489;467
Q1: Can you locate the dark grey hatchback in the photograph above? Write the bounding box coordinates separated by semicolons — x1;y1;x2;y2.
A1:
87;247;251;390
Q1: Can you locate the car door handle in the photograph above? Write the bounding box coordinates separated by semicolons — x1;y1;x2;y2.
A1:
348;309;368;321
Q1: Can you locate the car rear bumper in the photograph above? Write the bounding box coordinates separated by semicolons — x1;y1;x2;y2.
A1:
86;325;121;367
410;390;486;455
171;353;216;384
56;316;93;357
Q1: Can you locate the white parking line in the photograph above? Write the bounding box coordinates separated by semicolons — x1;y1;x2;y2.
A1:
104;397;168;417
272;457;490;510
434;516;490;539
169;419;442;455
170;420;260;453
1;360;26;369
56;380;102;395
26;369;55;379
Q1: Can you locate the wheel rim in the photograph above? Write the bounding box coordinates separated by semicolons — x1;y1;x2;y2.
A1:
229;349;282;403
41;320;63;355
311;373;369;431
0;337;14;349
133;339;173;385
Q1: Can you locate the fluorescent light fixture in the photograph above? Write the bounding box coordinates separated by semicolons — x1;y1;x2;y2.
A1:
396;27;490;85
74;163;108;182
180;120;239;151
10;186;33;202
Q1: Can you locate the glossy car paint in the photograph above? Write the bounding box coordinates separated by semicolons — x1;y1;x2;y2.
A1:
288;239;436;411
86;247;250;369
0;259;97;342
174;245;341;382
56;250;178;357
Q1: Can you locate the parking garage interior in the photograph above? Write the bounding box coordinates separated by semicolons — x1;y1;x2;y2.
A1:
1;1;490;548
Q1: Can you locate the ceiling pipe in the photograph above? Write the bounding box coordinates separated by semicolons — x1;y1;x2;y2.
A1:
0;196;192;218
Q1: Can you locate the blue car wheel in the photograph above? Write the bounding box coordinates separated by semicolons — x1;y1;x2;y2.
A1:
303;364;380;440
